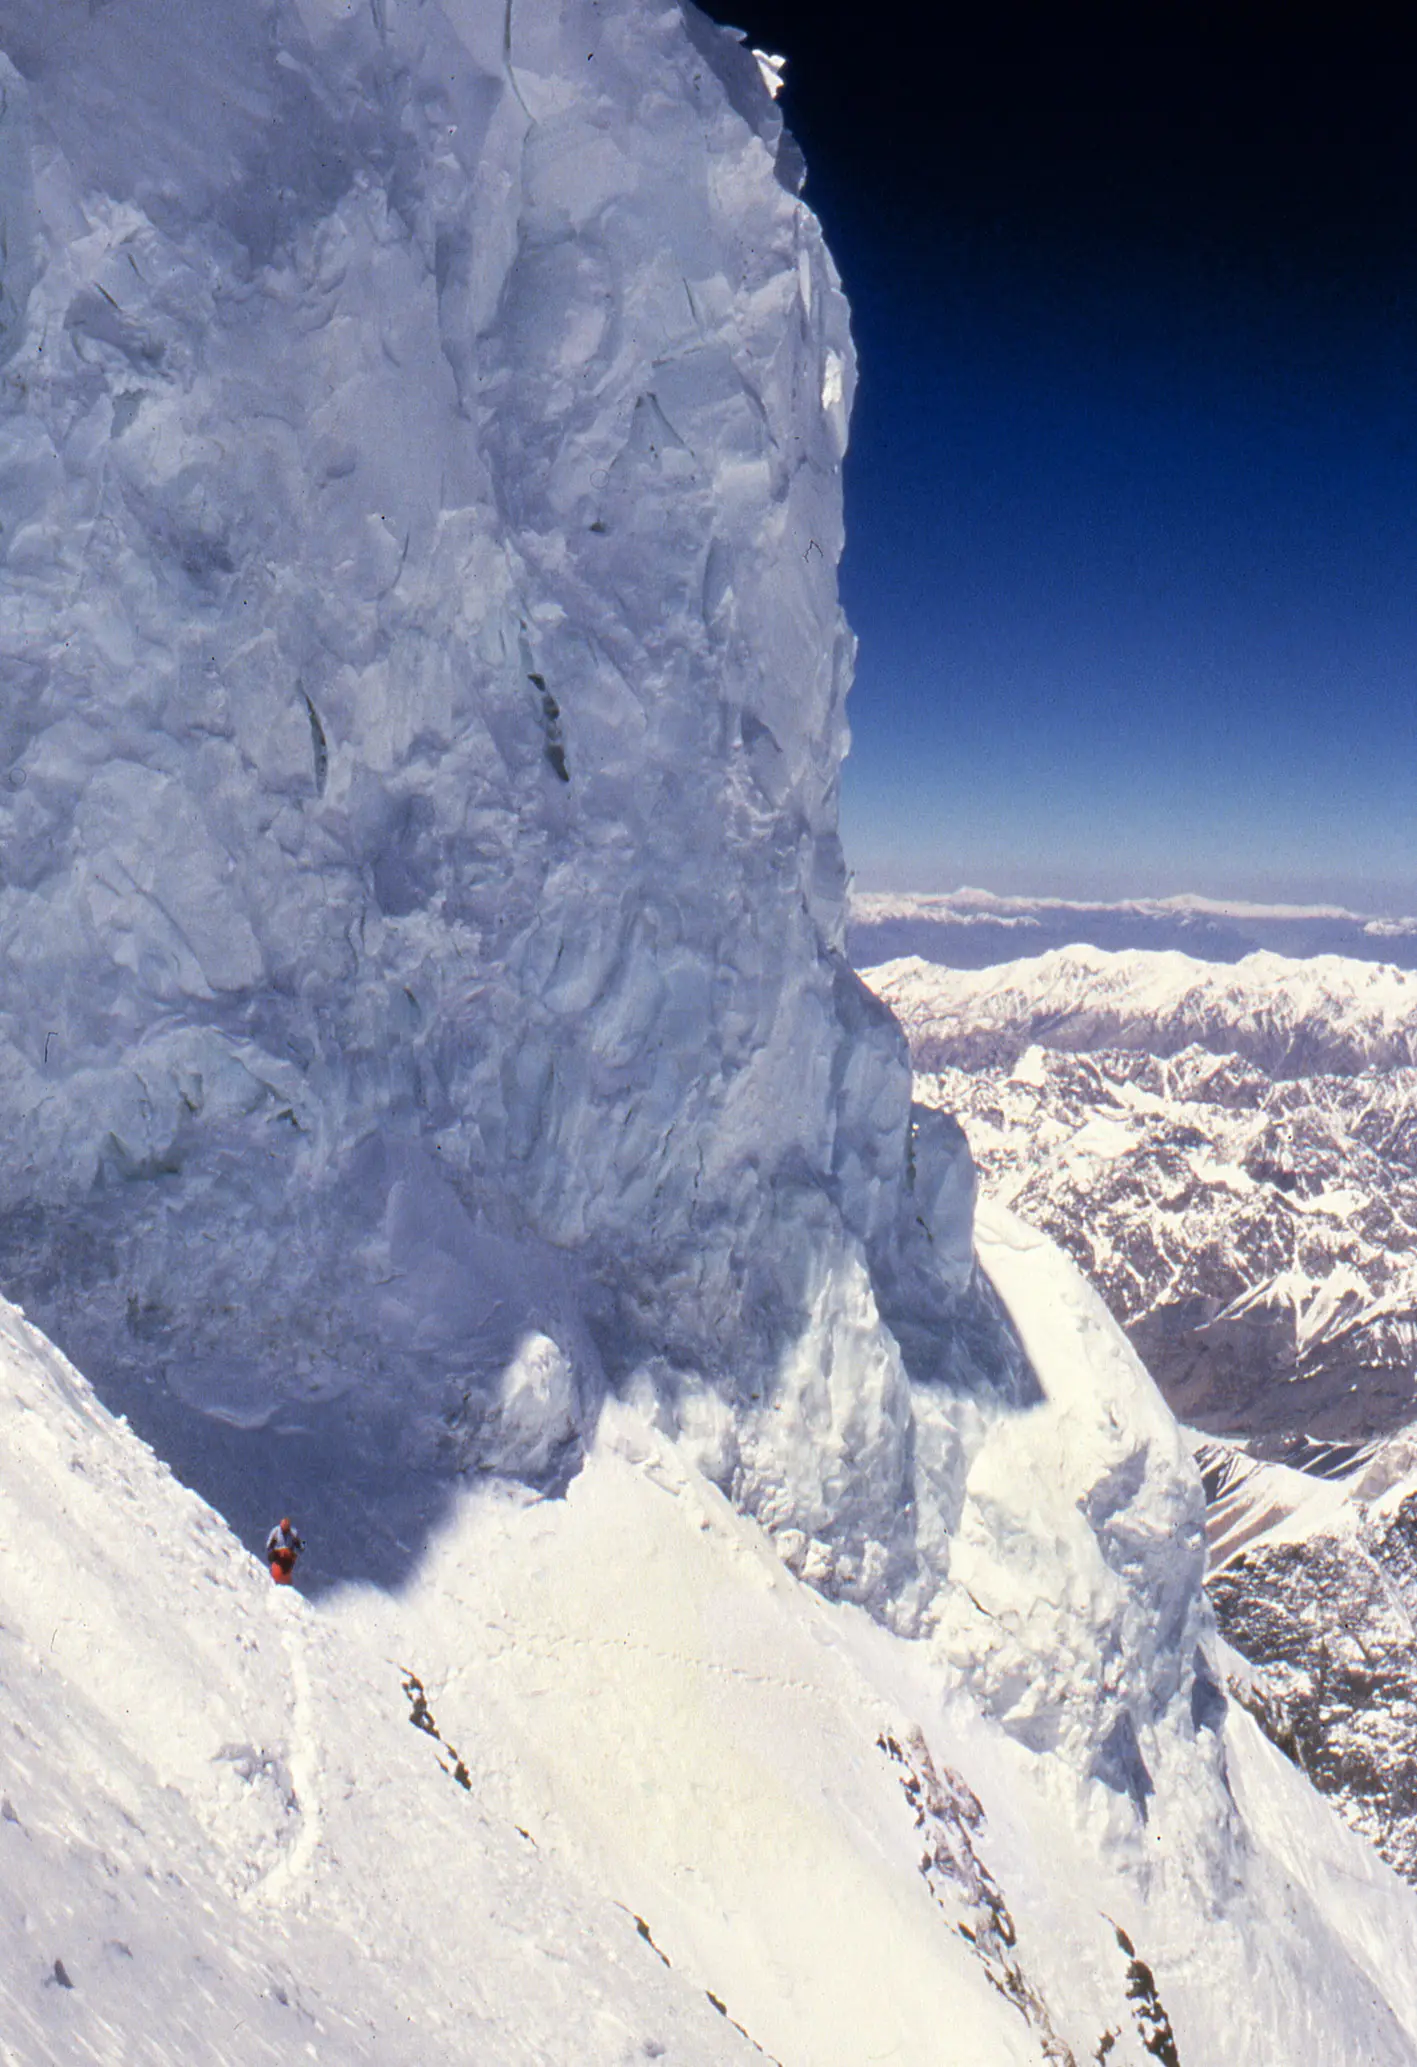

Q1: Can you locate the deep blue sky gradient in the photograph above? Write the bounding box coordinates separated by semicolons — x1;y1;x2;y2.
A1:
698;4;1417;907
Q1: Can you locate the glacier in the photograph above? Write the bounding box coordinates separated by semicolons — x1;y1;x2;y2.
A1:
3;1;1417;2059
0;0;1003;1629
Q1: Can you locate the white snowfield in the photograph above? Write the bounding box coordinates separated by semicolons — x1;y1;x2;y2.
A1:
0;1295;772;2067
7;1275;1417;2066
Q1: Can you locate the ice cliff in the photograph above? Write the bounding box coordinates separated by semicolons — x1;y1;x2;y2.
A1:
0;0;1218;1771
0;0;927;1433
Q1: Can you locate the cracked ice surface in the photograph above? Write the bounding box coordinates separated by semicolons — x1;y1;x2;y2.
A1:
0;0;937;1479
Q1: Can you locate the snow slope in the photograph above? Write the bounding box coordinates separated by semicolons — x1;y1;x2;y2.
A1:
8;1273;1417;2064
0;1293;768;2067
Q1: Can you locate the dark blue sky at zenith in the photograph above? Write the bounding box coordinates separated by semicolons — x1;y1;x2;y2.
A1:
697;3;1417;909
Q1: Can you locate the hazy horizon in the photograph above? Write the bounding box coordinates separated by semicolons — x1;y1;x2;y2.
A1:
844;858;1417;919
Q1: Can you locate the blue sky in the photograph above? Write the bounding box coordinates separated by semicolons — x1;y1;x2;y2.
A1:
838;255;1417;903
702;6;1417;909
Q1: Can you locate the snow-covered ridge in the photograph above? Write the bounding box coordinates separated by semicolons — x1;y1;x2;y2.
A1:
870;942;1417;1076
869;942;1417;1466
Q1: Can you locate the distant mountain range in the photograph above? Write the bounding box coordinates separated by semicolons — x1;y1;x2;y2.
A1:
849;887;1417;972
870;941;1417;1077
861;940;1417;1883
868;956;1417;1451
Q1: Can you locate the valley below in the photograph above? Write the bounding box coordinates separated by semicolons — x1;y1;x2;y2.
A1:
863;939;1417;1882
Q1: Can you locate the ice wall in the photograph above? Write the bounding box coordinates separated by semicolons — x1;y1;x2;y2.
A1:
0;0;964;1469
0;0;1232;1851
